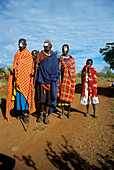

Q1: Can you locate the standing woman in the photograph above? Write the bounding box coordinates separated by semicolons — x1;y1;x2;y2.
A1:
80;59;99;117
57;44;76;118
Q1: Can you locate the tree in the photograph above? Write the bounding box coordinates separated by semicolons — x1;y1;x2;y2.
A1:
54;50;60;59
76;72;81;77
100;42;114;70
101;66;113;77
0;66;5;74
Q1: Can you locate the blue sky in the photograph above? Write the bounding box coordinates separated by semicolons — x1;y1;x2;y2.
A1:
0;0;114;72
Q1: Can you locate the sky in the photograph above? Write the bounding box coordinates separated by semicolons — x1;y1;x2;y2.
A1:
0;0;114;73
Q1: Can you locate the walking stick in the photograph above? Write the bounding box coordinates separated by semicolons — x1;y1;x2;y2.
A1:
7;65;14;121
26;52;39;131
59;57;64;117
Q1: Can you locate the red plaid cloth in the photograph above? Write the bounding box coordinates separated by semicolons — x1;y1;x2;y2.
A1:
6;48;36;118
57;55;76;103
81;65;98;97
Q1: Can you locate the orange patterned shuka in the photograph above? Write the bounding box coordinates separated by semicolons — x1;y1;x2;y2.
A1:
81;65;98;97
6;48;36;118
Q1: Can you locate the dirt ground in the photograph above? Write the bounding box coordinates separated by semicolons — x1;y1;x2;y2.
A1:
0;82;114;170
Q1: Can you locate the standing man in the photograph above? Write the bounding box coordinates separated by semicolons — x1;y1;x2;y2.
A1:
31;50;40;115
57;44;76;118
6;38;36;122
80;59;99;118
36;40;60;124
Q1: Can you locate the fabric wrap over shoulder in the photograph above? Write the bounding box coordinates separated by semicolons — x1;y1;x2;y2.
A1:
38;51;60;84
38;51;60;100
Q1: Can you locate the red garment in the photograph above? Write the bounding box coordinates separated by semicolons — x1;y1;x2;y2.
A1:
38;50;51;63
81;65;98;97
6;48;36;118
57;55;76;103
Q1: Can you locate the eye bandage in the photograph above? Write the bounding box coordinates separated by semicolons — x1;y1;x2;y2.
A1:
44;42;49;46
19;43;23;47
64;46;68;52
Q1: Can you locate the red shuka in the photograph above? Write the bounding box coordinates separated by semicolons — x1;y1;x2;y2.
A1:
81;65;98;97
57;55;76;103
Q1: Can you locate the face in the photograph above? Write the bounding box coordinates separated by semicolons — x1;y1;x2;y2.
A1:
87;60;92;66
62;45;69;55
18;39;27;51
32;50;38;61
44;42;52;53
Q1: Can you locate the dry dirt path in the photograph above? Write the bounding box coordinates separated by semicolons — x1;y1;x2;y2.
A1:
0;82;113;170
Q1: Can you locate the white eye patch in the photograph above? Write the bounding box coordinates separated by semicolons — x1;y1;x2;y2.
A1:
64;46;68;51
44;42;49;46
19;43;23;47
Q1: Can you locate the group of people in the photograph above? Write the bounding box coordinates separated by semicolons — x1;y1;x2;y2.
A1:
6;38;99;125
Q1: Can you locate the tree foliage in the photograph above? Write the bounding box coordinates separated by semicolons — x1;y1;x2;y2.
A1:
101;66;114;77
0;66;5;74
54;50;60;59
100;42;114;69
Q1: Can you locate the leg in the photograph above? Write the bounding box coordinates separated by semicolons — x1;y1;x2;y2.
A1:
62;106;64;115
40;103;44;112
23;110;29;124
36;85;45;123
85;104;89;117
44;90;51;125
17;110;23;120
16;91;29;123
44;105;50;124
60;106;65;118
93;104;98;118
67;104;72;119
36;103;44;123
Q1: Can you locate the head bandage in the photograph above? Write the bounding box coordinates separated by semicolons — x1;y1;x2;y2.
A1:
44;42;49;47
19;42;23;47
64;46;68;52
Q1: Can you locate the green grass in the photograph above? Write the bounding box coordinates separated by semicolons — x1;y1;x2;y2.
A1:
0;78;8;85
76;76;112;84
76;77;81;84
0;78;8;105
97;77;112;83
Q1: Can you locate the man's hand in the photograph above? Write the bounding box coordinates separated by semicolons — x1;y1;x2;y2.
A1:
35;64;39;69
10;69;14;75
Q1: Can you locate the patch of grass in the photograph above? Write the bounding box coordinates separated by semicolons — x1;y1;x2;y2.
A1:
97;77;112;83
0;78;8;85
76;76;112;85
76;77;81;84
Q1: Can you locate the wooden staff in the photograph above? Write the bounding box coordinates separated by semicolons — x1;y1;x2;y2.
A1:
7;65;14;121
26;52;39;130
58;56;64;116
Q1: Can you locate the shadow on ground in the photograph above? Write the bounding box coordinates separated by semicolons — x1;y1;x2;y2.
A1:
0;153;15;170
45;136;114;170
97;86;114;97
14;154;38;170
0;98;6;119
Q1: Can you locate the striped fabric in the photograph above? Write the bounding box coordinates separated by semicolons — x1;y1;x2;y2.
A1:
57;55;76;103
6;48;36;118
